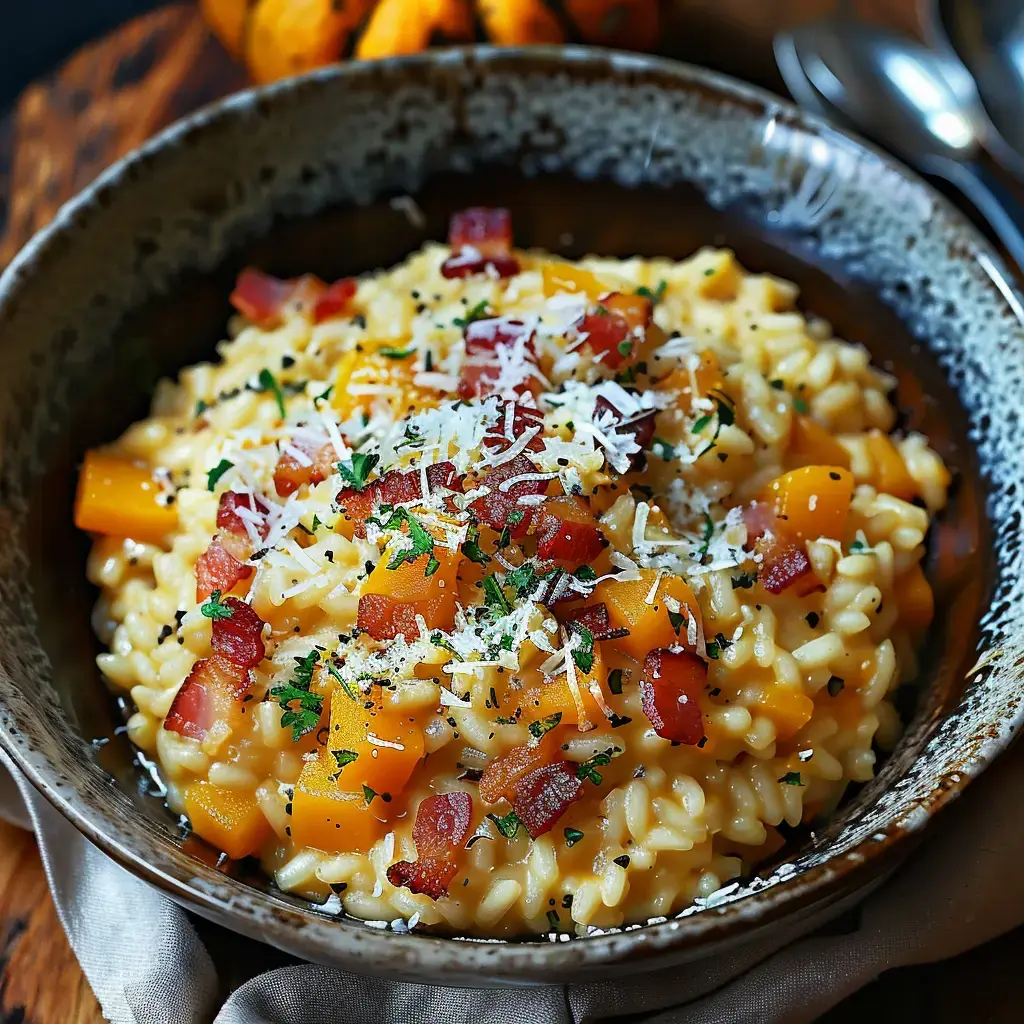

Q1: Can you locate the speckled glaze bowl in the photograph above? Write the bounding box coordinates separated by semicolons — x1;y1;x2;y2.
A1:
0;47;1019;985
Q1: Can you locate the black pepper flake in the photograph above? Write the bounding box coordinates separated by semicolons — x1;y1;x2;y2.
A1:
806;612;820;628
352;314;367;329
365;560;375;575
285;826;291;836
827;675;845;697
325;550;334;562
285;802;293;815
696;736;708;748
281;355;296;368
613;855;630;868
561;894;573;909
829;471;841;481
330;882;348;894
174;610;186;627
157;624;173;645
709;687;721;697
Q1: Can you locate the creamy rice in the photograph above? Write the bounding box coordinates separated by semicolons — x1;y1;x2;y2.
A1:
78;215;949;937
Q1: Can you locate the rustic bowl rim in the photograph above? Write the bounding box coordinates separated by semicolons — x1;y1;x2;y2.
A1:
0;44;1019;980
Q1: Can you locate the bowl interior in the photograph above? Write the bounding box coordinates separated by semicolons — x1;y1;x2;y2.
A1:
0;49;1020;982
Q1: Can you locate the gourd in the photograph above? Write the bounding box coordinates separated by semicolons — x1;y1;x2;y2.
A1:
200;0;662;85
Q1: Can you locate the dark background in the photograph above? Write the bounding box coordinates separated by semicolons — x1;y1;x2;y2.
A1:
0;0;160;108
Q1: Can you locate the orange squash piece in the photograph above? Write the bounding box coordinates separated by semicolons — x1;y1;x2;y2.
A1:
478;0;565;44
866;430;918;502
789;416;851;470
763;465;854;542
358;544;462;640
895;562;934;634
199;0;250;56
541;262;609;301
331;347;435;423
754;684;814;741
593;569;700;663
661;351;723;412
183;781;271;861
74;450;177;545
327;689;425;798
357;0;474;59
527;642;609;727
291;751;387;854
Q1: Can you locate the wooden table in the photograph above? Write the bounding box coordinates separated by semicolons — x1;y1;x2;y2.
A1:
1;3;1021;1021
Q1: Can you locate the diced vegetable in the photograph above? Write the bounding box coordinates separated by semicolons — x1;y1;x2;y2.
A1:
511;761;584;837
789;416;850;470
639;649;706;745
331;347;433;422
74;451;177;545
593;568;700;662
441;208;519;279
479;729;563;803
763;465;854;542
895;562;934;633
754;684;814;741
661;351;723;412
291;751;387;854
194;539;253;601
164;655;251;741
534;496;608;567
386;791;473;899
273;442;337;497
866;429;918;502
182;781;271;861
541;262;608;300
357;546;461;640
327;689;424;798
527;641;609;727
210;597;267;668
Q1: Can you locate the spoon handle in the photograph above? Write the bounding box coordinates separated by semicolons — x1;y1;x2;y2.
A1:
928;157;1024;274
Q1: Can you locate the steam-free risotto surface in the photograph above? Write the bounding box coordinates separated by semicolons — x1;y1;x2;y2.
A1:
76;208;950;937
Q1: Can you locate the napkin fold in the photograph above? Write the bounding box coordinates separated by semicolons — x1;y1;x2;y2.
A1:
2;741;1021;1024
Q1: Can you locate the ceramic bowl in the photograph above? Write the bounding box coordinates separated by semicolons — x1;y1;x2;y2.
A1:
0;47;1020;985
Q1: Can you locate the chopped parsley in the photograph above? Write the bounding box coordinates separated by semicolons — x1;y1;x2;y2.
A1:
206;459;234;492
363;784;380;805
482;575;512;618
453;299;490;328
379;508;435;573
496;510;525;550
326;660;359;701
487;810;521;839
200;590;234;619
270;650;323;741
827;675;845;697
696;511;715;563
378;346;415;359
635;279;667;304
546;909;561;930
331;749;359;776
731;572;757;590
793;397;809;414
529;713;562;740
257;368;287;419
570;625;595;675
337;452;380;492
506;561;540;599
573;565;597;582
617;339;633;358
651;436;676;461
779;772;805;786
461;524;490;565
564;827;584;848
577;751;612;785
429;632;463;661
691;413;713;434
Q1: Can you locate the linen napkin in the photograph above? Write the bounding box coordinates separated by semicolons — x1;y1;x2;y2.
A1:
2;741;1022;1024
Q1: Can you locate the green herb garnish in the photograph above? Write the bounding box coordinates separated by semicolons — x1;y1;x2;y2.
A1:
270;650;323;741
635;280;667;304
482;575;512;618
617;339;633;358
576;751;612;785
200;590;234;620
651;436;675;461
206;459;234;492
779;772;804;786
570;625;595;675
487;810;522;839
381;508;436;573
337;452;380;492
378;346;415;359
564;827;584;848
574;566;597;582
461;524;491;565
331;749;359;773
529;712;562;740
363;784;380;805
453;300;490;328
430;632;464;661
258;368;287;419
696;511;715;562
326;661;359;701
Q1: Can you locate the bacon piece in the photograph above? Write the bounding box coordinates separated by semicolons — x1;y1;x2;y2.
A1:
742;501;819;596
470;453;548;536
230;268;357;328
639;649;706;745
742;501;778;546
164;654;251;741
312;278;357;322
195;540;253;601
273;443;337;498
594;395;657;456
458;318;540;400
534;496;608;567
578;291;652;369
211;597;267;668
216;491;270;539
386;792;473;899
559;603;622;642
511;761;584;838
441;208;520;279
479;731;563;803
482;402;545;456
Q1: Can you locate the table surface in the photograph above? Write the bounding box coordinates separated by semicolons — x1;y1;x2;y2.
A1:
1;2;1023;1021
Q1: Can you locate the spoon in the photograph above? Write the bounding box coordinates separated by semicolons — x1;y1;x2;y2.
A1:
774;17;1024;272
927;0;1024;177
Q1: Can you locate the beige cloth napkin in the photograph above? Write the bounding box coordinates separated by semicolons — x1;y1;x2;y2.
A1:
1;741;1021;1023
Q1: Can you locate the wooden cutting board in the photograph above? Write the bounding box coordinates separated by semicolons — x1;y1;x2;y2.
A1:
0;2;1019;1021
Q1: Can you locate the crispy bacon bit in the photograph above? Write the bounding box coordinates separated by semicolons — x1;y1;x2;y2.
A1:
579;291;652;369
469;454;548;536
511;761;584;838
458;318;540;400
559;603;626;643
534;497;608;566
479;731;563;803
273;443;337;498
217;491;270;539
441;208;520;279
639;649;706;745
595;395;657;455
742;501;819;596
312;278;357;323
386;792;473;899
211;597;267;668
195;540;253;601
164;655;251;741
230;269;357;328
482;402;544;455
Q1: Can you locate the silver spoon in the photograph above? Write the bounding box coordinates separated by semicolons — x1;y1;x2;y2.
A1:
926;0;1024;177
775;17;1024;272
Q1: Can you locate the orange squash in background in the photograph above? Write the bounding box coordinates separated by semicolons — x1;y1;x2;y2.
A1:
200;0;662;84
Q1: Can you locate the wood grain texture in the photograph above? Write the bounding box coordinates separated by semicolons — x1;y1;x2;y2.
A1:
0;2;1022;1022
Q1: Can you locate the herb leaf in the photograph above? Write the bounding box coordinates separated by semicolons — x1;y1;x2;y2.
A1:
384;509;436;572
482;575;512;619
696;512;715;562
331;749;359;773
337;452;380;492
651;436;676;461
206;459;234;492
779;771;805;786
453;300;490;328
529;712;562;740
564;827;584;848
570;625;595;675
379;346;415;359
576;751;612;785
487;810;522;839
270;650;323;741
200;590;234;620
430;632;464;661
635;280;667;304
258;368;287;419
461;525;490;565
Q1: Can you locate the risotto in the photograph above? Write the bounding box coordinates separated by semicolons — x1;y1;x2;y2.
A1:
75;208;950;937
